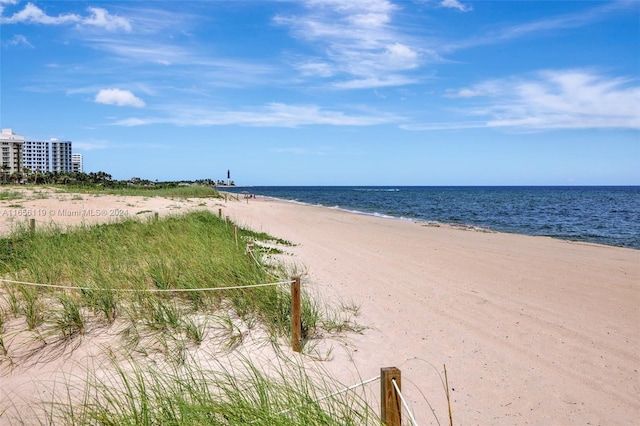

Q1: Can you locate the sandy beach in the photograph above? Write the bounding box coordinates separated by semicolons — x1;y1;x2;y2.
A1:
221;194;640;425
1;189;639;425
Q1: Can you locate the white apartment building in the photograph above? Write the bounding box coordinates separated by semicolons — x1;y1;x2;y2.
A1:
22;140;49;172
1;129;78;175
51;139;72;172
23;138;73;173
0;128;24;174
72;153;83;173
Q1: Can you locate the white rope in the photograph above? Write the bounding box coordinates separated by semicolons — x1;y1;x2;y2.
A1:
246;245;263;268
315;375;380;404
0;278;293;293
392;378;419;426
272;375;380;420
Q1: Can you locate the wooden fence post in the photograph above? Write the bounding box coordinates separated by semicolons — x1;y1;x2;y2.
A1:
225;216;229;227
29;218;35;235
218;208;222;218
291;276;301;352
234;225;238;247
247;242;255;262
154;212;159;222
380;367;402;426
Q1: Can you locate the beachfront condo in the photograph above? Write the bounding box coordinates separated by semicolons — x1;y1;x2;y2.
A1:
0;128;24;175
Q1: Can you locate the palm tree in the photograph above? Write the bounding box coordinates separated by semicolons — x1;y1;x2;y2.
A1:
9;171;21;184
22;167;30;184
1;164;10;184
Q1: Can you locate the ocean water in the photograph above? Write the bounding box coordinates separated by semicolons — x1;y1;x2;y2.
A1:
223;186;640;250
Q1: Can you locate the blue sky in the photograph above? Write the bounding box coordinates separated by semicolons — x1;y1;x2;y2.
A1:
1;0;638;185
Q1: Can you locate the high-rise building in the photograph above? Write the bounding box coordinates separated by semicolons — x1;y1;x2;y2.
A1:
22;138;73;173
72;153;83;173
0;128;24;175
51;139;72;172
2;130;78;174
22;140;49;172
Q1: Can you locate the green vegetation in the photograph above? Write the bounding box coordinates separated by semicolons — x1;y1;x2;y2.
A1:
1;168;223;200
45;353;378;425
241;228;294;247
59;184;222;199
1;167;224;199
0;190;22;201
0;210;327;341
0;210;369;424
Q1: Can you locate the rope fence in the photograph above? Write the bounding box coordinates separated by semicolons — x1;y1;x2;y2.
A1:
2;210;307;352
0;276;303;351
17;209;203;234
392;378;419;426
0;278;293;293
272;367;423;426
318;374;381;403
270;374;381;421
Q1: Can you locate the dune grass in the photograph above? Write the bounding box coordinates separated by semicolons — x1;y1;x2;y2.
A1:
0;190;22;201
0;210;343;349
43;353;379;426
57;184;222;199
0;209;371;424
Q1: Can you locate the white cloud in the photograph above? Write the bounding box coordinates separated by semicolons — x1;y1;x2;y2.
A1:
116;117;148;126
112;102;401;128
448;88;481;98
1;3;131;32
5;34;33;48
85;37;278;87
0;0;18;16
445;81;502;98
440;0;472;12
86;38;188;65
306;0;398;18
332;75;416;89
2;2;79;25
445;1;634;52
95;89;146;108
494;70;639;129
296;60;335;77
385;43;418;68
275;0;421;89
83;7;132;32
432;70;640;130
400;121;486;131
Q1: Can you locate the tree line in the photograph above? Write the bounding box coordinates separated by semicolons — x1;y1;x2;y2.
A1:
0;167;217;188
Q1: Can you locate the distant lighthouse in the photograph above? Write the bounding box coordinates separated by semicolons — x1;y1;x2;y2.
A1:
227;169;230;186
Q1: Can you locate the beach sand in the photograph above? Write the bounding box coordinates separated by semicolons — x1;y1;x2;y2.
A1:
221;194;640;425
1;189;638;424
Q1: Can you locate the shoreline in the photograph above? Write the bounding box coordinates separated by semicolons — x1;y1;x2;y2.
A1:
220;195;640;424
222;191;639;252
